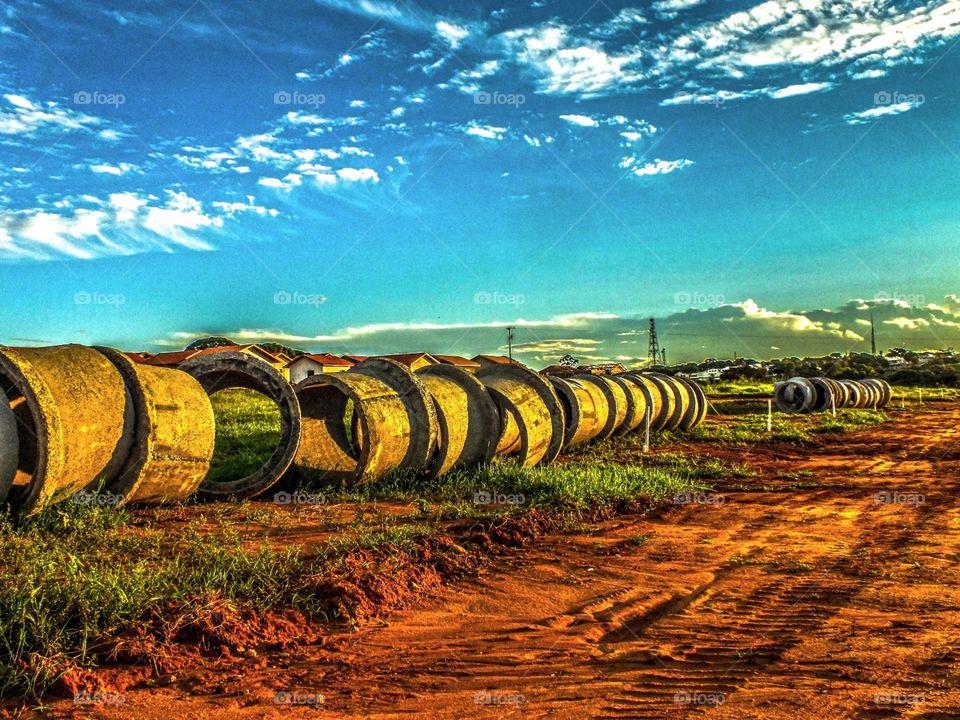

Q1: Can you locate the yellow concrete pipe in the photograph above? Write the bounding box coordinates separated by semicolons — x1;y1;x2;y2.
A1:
547;376;610;448
623;373;674;431
96;348;216;504
574;375;628;440
646;373;687;431
180;351;301;498
350;358;439;473
477;363;564;467
609;374;648;434
416;364;499;476
0;344;132;516
294;371;415;483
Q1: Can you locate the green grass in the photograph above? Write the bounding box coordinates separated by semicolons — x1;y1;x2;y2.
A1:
207;388;281;483
666;408;888;445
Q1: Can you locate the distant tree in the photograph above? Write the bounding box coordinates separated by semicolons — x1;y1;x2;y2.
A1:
186;336;237;350
559;354;580;367
257;342;305;358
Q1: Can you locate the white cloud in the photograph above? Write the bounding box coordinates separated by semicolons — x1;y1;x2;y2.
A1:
623;157;695;177
559;113;599;127
89;162;137;175
844;99;924;124
0;93;106;137
465;123;507;140
435;20;470;48
768;81;834;98
336;167;380;182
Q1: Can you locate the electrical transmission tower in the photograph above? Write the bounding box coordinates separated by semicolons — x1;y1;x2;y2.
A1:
648;318;660;367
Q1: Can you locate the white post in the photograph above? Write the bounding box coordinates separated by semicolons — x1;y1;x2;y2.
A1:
831;393;836;417
767;399;773;433
643;406;651;453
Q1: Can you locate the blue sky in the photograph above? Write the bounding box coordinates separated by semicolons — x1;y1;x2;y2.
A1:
2;0;960;366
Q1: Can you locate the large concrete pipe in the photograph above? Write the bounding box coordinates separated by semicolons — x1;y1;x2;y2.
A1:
674;375;707;430
840;380;863;409
0;344;132;516
609;375;648;434
622;374;672;431
807;377;835;413
416;364;499;476
575;375;628;440
547;376;610;448
180;351;300;498
350;359;438;473
95;348;216;505
294;371;416;483
646;373;686;430
477;363;564;467
774;377;817;413
861;378;892;408
0;400;18;501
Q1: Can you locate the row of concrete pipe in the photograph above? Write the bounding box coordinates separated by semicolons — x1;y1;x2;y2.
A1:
0;344;707;517
774;376;893;413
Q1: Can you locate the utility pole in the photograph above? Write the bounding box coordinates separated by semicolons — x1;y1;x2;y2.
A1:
870;312;877;355
506;326;515;363
661;348;667;366
648;318;660;367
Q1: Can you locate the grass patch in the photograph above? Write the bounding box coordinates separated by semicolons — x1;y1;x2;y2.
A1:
665;409;888;445
207;388;281;483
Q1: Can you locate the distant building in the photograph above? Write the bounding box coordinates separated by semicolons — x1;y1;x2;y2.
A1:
285;353;353;384
472;354;516;367
375;353;440;371
341;355;368;365
686;367;725;382
433;354;482;373
134;343;289;378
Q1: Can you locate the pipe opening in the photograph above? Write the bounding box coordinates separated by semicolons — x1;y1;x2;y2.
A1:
207;388;282;485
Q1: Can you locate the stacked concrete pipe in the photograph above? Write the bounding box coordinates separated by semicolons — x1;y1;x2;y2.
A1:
774;376;891;413
547;376;612;449
181;351;301;498
476;363;565;467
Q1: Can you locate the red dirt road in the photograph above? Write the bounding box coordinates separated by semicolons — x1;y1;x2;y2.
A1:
50;403;960;719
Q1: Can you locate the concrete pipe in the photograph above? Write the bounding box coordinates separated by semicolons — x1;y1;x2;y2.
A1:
294;371;417;484
0;398;18;501
180;351;300;499
831;379;850;408
547;376;610;448
477;363;564;467
807;377;835;413
575;375;628;440
646;373;686;431
839;380;863;408
774;377;817;413
861;378;891;408
674;376;707;430
350;358;438;473
0;344;133;516
623;373;672;431
416;364;499;476
95;347;216;505
609;375;648;434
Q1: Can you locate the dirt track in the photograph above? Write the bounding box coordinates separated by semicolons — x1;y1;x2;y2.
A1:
51;403;960;719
